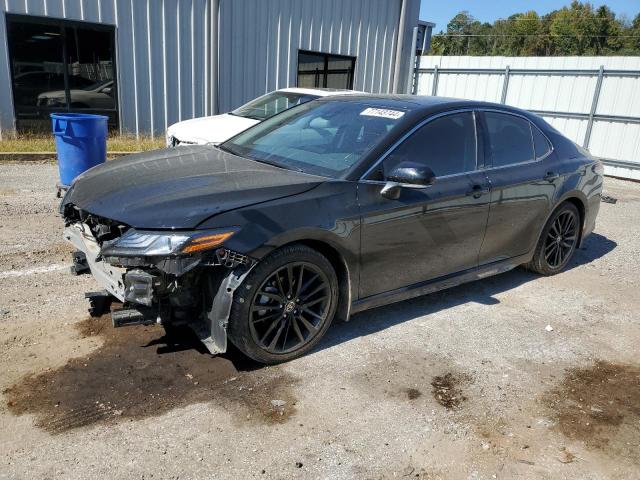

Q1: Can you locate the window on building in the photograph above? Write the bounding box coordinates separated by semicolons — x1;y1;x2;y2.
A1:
297;51;355;90
6;14;118;131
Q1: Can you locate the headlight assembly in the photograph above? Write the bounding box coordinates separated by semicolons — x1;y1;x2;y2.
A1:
102;228;236;257
43;97;66;107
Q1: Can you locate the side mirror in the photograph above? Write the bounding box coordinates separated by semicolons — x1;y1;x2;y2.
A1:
380;164;436;200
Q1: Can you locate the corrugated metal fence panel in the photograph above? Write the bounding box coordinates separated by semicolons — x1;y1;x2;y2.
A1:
217;0;403;113
0;0;210;137
416;56;640;177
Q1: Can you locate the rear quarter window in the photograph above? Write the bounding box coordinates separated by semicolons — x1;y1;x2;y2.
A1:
532;125;552;159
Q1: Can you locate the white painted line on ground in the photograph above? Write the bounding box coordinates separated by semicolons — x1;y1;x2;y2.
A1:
0;264;68;279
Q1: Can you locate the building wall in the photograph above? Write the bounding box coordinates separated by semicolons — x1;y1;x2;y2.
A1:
416;55;640;180
0;0;420;138
217;0;420;113
0;0;213;138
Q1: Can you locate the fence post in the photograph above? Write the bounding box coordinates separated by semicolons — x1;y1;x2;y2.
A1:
584;65;604;149
412;64;419;95
431;65;439;96
500;65;510;104
407;26;419;94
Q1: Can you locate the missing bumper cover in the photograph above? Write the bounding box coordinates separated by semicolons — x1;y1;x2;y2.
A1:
71;251;90;275
85;290;113;317
123;269;157;307
190;265;255;355
112;306;158;328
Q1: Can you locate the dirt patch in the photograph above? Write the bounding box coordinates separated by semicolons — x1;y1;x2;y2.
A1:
431;373;469;410
544;360;640;461
3;315;298;433
0;242;74;270
349;353;473;412
405;387;422;400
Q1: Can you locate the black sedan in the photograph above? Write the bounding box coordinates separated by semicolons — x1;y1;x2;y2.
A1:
61;95;603;363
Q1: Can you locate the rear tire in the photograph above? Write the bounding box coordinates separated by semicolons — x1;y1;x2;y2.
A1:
228;244;338;364
526;202;580;275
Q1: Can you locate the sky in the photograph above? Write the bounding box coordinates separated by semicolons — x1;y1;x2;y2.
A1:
420;0;640;31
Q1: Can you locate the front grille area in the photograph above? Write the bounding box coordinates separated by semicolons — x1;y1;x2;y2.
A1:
169;136;197;148
63;205;129;246
212;248;254;268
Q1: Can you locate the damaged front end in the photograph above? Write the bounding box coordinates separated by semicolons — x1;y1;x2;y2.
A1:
61;204;255;354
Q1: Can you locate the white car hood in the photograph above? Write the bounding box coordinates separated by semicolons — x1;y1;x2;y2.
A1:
166;113;259;145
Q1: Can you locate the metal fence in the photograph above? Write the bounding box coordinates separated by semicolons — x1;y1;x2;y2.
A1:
413;56;640;180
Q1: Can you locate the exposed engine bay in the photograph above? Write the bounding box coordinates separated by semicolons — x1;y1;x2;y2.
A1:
61;203;255;354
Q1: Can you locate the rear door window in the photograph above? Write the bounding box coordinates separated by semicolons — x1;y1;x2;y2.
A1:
484;112;535;167
380;111;477;178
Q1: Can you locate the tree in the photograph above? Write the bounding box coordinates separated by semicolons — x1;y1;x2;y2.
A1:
428;1;639;56
628;13;640;51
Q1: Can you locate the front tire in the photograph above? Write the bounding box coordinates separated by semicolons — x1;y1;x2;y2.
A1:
526;202;580;275
228;244;338;364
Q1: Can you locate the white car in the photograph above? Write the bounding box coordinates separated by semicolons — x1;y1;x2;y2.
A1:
166;87;361;147
37;80;115;109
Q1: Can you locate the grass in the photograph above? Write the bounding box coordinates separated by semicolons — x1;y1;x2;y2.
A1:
0;132;165;153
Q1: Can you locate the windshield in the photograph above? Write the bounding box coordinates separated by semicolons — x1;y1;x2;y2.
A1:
231;91;318;120
221;100;406;177
82;79;112;91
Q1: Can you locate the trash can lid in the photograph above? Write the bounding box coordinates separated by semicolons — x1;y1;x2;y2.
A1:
50;113;109;121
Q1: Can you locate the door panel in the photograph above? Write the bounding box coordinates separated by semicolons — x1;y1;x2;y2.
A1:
358;172;491;298
478;111;558;265
480;162;556;264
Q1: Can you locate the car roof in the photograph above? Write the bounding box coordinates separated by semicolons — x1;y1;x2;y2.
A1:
278;87;364;97
313;93;534;117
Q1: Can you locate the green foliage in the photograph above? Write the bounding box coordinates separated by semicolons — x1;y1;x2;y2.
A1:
429;1;639;56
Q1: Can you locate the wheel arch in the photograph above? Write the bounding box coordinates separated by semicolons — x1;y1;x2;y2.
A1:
530;191;587;260
269;238;353;323
555;192;587;246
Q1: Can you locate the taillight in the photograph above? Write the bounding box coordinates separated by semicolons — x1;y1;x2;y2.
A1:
592;160;604;176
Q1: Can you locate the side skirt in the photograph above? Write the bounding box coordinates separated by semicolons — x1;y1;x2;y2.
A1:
351;252;533;314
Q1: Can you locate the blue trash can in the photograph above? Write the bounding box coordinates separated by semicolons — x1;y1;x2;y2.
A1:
50;113;108;188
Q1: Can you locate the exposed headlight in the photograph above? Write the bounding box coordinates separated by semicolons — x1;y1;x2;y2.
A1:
102;228;236;257
166;135;179;148
40;97;66;107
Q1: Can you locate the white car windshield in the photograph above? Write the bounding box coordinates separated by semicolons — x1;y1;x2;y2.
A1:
221;100;406;177
231;91;319;121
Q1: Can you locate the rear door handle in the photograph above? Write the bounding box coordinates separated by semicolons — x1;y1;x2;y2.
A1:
466;184;490;199
544;171;559;181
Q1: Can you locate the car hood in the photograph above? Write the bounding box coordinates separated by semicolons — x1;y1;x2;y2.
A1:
64;145;326;229
166;113;259;145
38;90;65;99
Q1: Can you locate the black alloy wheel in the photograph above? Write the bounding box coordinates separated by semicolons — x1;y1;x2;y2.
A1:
228;244;338;364
543;210;578;269
250;262;331;354
526;202;580;275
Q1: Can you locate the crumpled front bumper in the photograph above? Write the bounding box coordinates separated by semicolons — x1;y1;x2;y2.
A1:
64;222;127;301
63;221;256;355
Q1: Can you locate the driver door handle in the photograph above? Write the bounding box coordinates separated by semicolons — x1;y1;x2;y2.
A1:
466;184;490;199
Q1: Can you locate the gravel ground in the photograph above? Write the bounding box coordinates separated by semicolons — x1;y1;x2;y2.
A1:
0;163;638;480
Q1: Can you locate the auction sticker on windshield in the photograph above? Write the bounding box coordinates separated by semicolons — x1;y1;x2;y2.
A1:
360;107;405;119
